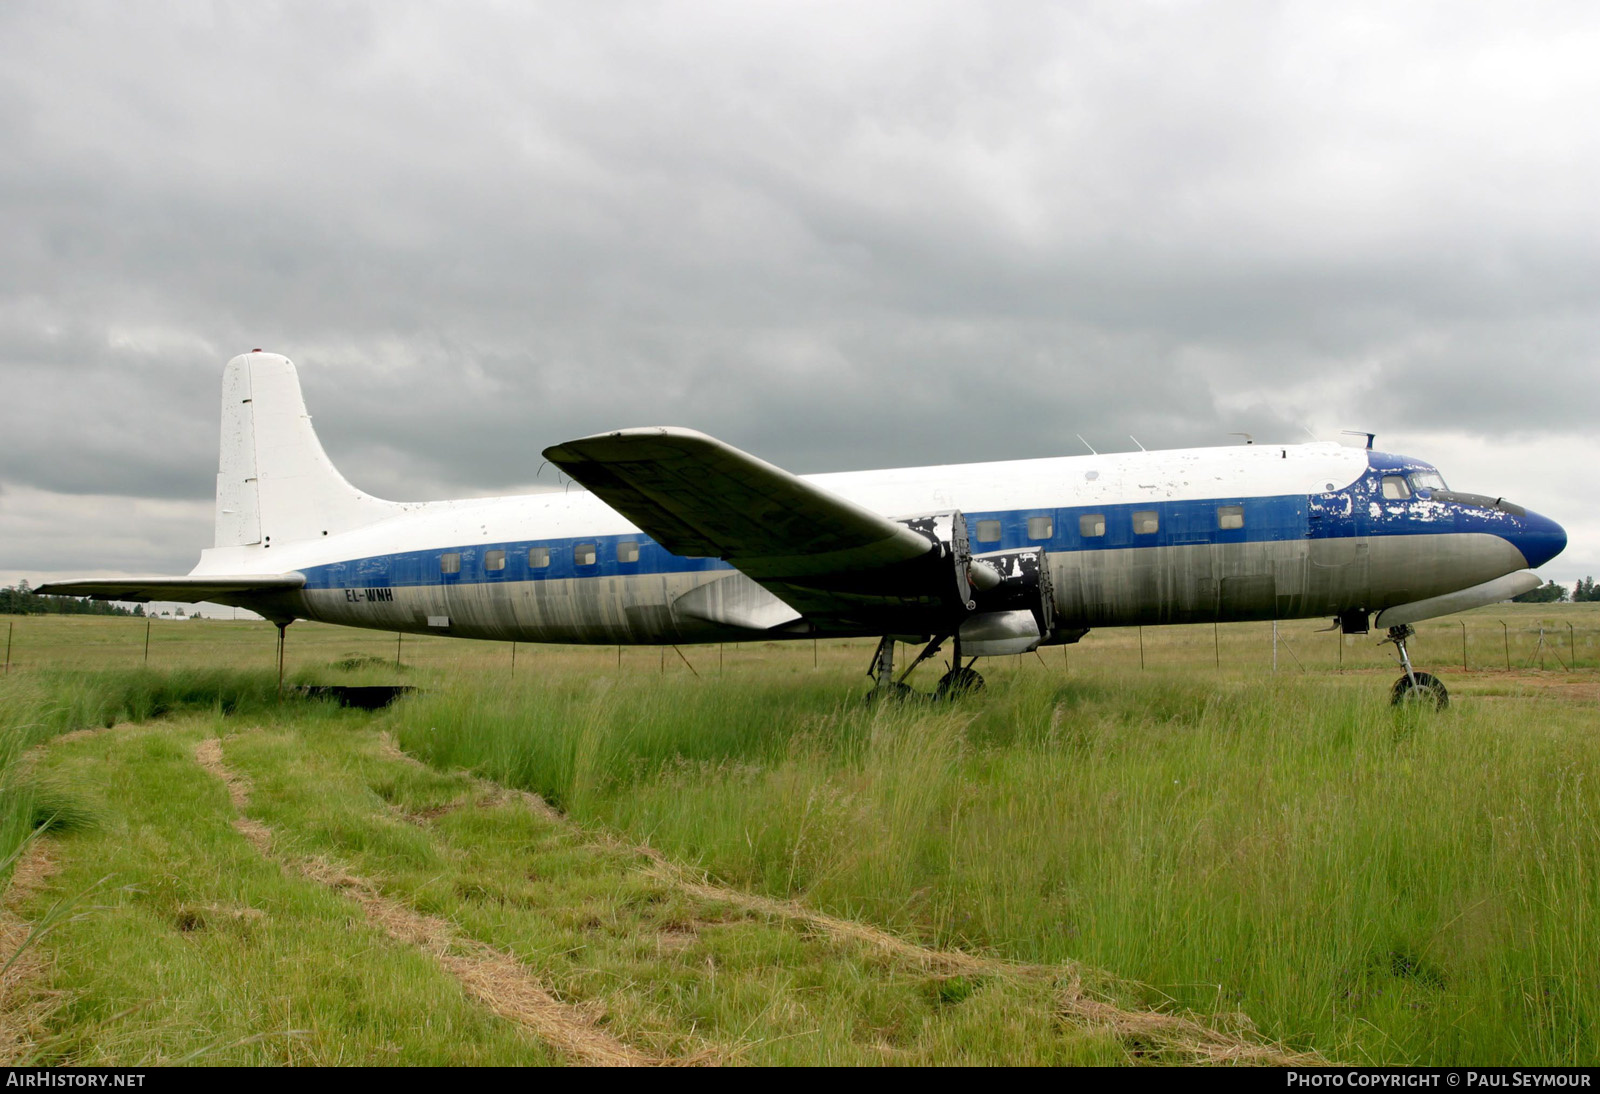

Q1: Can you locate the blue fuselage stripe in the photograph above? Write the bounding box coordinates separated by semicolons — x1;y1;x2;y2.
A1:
298;462;1529;592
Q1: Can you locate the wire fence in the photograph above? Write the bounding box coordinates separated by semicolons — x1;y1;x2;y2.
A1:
3;608;1597;680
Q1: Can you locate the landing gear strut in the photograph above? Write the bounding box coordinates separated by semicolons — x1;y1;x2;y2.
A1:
866;637;915;702
1382;624;1449;710
865;633;986;701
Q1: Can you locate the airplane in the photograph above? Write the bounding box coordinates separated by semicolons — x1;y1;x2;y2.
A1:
40;350;1567;706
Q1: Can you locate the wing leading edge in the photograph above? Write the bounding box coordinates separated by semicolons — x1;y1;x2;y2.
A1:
542;428;969;634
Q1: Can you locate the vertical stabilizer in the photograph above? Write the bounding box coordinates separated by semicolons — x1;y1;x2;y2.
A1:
214;351;400;548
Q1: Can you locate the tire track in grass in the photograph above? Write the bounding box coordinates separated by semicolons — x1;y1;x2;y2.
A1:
0;841;65;1064
194;737;663;1068
376;735;1325;1066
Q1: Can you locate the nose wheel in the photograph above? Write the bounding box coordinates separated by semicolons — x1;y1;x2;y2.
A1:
1383;624;1449;710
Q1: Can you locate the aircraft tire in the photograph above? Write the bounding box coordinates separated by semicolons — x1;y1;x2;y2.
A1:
1390;671;1449;711
935;666;985;700
867;682;919;704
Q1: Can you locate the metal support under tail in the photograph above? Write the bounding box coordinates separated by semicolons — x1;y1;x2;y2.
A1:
275;620;290;700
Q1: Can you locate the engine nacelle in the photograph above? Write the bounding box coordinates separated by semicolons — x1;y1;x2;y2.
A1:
893;510;974;613
960;547;1056;654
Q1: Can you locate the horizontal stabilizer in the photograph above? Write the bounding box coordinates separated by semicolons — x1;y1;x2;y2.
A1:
35;574;306;604
1373;570;1542;628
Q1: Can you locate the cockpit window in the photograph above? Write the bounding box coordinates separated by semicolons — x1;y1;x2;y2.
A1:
1381;475;1412;500
1410;471;1447;492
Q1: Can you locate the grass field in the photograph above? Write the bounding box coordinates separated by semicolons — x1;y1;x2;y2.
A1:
1;607;1597;1065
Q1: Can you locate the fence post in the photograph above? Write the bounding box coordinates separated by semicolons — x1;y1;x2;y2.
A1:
1272;621;1279;673
395;631;402;671
1461;620;1467;671
144;617;152;666
1138;626;1145;670
4;620;11;675
1500;620;1510;670
1214;622;1221;670
1569;622;1577;671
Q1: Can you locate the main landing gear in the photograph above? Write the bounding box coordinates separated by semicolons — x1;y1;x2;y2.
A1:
1382;624;1449;710
866;635;986;702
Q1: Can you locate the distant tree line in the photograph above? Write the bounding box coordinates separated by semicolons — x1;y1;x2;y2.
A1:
0;580;142;617
1510;578;1600;604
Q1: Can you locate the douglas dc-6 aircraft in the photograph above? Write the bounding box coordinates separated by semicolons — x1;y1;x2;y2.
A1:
41;351;1567;706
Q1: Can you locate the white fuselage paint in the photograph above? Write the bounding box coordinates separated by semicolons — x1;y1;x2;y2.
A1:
186;442;1532;644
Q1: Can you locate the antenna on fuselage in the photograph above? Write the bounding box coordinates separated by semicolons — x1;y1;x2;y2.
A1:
1128;435;1147;452
1229;432;1254;445
1341;430;1376;450
1075;434;1098;455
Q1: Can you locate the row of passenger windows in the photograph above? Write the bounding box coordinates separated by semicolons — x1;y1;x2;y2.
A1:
438;542;641;574
434;506;1255;573
971;506;1245;543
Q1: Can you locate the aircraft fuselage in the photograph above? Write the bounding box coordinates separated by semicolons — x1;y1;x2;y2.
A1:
193;441;1564;644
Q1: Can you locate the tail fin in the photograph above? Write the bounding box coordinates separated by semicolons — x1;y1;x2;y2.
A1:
214;351;400;548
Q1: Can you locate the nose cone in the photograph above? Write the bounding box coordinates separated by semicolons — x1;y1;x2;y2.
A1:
1512;510;1567;570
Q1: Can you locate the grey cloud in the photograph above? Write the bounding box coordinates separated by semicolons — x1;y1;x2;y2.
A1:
2;2;1598;573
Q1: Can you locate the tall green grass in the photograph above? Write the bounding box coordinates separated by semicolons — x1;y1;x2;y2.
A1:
0;669;319;880
393;669;1600;1065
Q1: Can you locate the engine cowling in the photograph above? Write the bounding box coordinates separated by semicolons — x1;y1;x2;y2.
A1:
959;547;1056;655
893;510;975;613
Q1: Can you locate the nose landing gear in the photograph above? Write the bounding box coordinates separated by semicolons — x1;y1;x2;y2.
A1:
1383;624;1449;710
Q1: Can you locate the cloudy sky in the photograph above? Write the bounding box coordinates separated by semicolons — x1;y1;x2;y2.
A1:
3;1;1597;591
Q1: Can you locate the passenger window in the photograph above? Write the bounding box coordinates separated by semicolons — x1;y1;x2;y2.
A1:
1079;514;1105;538
1217;505;1244;530
484;549;506;571
617;540;639;563
528;546;550;569
1382;475;1411;500
439;553;461;574
1132;510;1159;535
975;520;1002;544
574;543;597;566
1027;516;1053;540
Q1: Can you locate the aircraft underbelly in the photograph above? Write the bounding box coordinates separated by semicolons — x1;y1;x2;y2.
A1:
299;573;757;644
1049;532;1523;627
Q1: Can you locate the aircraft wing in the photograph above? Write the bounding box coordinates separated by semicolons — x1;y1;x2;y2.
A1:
34;574;306;604
542;428;933;575
543;428;964;633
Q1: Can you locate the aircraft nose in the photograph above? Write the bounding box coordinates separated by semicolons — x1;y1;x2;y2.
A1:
1512;509;1567;570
